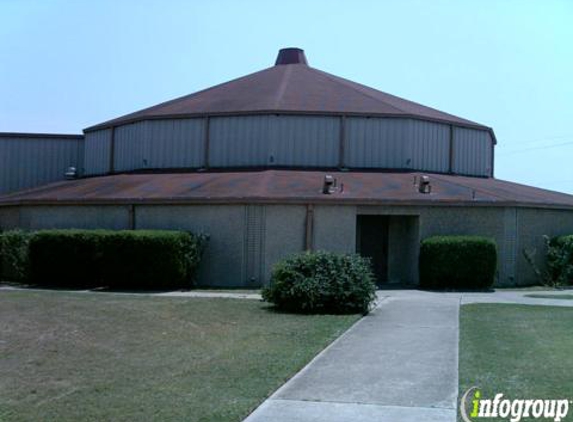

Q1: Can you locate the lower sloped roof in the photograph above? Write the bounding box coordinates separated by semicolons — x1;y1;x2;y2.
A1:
1;170;573;210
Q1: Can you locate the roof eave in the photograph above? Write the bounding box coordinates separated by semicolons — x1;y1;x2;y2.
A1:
1;197;570;210
83;111;492;134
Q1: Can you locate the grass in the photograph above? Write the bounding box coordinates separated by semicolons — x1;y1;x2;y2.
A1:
525;293;573;300
459;304;573;421
0;290;359;422
494;285;557;292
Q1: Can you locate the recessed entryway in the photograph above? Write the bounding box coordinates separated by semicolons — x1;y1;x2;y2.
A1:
356;215;389;285
356;215;419;287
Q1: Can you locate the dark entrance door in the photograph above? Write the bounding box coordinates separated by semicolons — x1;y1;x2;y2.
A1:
356;215;389;285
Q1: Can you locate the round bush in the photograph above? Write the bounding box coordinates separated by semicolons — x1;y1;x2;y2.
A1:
262;251;376;314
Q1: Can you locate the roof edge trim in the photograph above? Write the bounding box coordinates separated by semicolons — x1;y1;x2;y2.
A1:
0;132;84;140
0;198;570;210
83;111;495;140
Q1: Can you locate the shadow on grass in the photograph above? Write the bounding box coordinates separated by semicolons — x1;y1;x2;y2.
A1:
260;302;370;316
0;281;186;294
524;293;573;300
417;287;496;293
1;281;263;295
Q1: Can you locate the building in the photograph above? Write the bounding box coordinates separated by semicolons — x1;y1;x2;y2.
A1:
2;48;573;287
0;132;84;195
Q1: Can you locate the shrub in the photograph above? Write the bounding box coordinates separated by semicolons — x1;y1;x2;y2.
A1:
100;230;207;289
29;229;207;289
29;230;107;288
0;230;33;282
262;251;376;314
546;235;573;286
419;236;497;290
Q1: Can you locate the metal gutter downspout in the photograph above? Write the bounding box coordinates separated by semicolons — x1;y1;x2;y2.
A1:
305;204;314;251
128;204;136;229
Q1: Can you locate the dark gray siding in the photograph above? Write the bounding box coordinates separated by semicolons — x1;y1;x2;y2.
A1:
0;134;84;195
82;115;493;176
114;119;206;172
209;115;339;167
345;117;409;168
84;129;112;175
453;127;493;176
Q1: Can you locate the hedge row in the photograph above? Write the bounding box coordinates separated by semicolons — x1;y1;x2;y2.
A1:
419;235;497;290
0;230;32;282
0;229;207;289
262;251;376;314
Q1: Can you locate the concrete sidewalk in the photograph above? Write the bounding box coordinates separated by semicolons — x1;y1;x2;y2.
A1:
244;295;461;422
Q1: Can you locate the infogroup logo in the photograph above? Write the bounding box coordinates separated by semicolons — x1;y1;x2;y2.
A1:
460;387;571;422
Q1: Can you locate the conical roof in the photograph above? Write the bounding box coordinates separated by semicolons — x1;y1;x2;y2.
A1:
85;48;489;132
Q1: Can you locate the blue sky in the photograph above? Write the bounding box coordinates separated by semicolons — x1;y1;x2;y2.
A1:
1;0;572;192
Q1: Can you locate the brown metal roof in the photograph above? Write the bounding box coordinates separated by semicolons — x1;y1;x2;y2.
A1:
85;48;491;134
2;170;573;209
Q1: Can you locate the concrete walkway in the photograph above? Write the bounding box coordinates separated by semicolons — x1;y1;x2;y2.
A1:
244;289;573;422
3;282;572;422
461;289;573;307
245;294;461;422
378;288;573;308
157;290;261;300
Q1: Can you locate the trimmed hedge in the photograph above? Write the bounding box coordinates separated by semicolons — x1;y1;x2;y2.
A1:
0;230;32;282
419;235;497;290
30;230;105;287
28;229;207;289
262;251;376;314
100;231;206;289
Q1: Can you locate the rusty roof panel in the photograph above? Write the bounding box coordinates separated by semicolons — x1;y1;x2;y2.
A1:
85;50;489;132
2;170;573;209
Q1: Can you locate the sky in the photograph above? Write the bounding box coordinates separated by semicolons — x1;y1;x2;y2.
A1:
1;0;572;192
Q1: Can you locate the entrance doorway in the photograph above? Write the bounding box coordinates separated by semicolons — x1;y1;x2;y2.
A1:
356;215;389;285
356;214;420;287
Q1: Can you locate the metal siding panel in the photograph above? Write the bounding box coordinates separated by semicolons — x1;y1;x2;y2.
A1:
345;117;409;168
76;139;85;175
209;116;271;167
114;121;148;172
0;136;84;194
453;127;490;176
84;129;112;175
146;119;205;168
274;116;339;166
409;120;449;173
486;133;493;177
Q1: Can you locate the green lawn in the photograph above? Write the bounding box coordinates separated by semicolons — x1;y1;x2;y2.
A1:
525;293;573;300
459;304;573;421
0;290;359;422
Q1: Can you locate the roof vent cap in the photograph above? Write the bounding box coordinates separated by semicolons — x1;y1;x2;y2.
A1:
64;166;78;180
417;175;432;194
275;48;308;66
322;174;344;194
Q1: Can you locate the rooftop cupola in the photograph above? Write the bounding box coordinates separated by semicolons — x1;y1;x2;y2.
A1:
275;47;308;65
